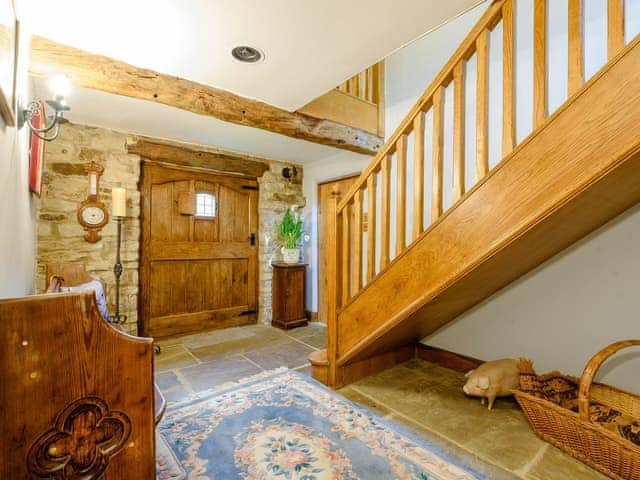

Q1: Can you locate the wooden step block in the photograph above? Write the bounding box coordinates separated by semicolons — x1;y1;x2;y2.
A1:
308;349;329;385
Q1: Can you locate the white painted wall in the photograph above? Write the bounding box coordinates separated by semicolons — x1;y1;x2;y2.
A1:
384;2;487;137
0;21;37;298
426;207;640;393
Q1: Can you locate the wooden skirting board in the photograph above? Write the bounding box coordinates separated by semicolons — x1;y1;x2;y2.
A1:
309;343;484;388
415;344;483;373
335;345;415;387
310;343;485;388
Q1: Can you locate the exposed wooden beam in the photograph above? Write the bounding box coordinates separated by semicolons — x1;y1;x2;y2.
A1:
30;36;383;156
127;137;271;178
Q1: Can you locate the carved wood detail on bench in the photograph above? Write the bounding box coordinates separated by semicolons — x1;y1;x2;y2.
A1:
27;396;131;479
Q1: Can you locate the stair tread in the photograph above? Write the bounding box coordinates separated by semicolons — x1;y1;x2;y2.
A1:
308;349;328;366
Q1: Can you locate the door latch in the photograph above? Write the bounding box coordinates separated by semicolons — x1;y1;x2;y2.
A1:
249;233;256;246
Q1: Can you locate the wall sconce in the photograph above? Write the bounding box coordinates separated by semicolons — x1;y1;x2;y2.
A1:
282;165;298;182
18;74;72;142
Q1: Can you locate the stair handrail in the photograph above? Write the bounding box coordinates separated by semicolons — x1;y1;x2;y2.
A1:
332;0;629;308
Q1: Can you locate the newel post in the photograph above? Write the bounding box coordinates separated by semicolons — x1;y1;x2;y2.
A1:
326;193;342;387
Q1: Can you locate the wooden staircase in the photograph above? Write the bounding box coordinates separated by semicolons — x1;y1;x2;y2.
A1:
310;0;640;388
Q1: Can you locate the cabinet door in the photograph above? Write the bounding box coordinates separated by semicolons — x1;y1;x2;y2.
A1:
272;268;288;321
285;268;305;321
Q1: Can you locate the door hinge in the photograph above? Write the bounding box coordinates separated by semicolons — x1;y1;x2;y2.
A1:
239;309;258;316
242;185;259;191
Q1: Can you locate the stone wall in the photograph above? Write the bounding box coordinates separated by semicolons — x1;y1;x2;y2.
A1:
258;164;305;323
36;125;141;333
36;123;304;333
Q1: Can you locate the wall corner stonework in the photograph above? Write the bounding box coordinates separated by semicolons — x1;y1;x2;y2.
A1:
257;162;305;324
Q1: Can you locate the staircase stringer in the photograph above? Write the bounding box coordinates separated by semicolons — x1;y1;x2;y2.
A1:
339;138;640;368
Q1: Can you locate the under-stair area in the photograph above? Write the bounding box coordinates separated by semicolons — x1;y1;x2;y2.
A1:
310;0;640;388
339;358;609;480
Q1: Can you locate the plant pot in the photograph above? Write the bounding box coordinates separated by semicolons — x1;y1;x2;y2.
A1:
282;248;299;264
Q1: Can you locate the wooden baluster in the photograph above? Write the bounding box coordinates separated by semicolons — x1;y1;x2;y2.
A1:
453;62;466;202
568;0;584;95
341;203;351;306
358;71;366;99
413;111;426;240
607;0;625;61
353;189;363;292
349;75;360;98
503;0;516;156
432;87;444;222
366;174;377;282
395;135;408;255
534;0;547;128
379;154;391;269
366;68;374;103
326;196;340;387
476;29;489;180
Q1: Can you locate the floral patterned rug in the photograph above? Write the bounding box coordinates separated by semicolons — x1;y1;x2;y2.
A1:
156;368;485;480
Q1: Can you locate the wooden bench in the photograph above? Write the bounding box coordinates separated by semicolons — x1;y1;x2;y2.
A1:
0;286;161;477
45;262;166;425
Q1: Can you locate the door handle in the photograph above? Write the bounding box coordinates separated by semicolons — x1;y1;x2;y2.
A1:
249;233;256;246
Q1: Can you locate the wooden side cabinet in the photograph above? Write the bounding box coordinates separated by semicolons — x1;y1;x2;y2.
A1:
271;263;308;329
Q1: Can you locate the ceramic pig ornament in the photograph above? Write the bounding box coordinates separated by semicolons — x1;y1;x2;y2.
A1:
463;359;520;410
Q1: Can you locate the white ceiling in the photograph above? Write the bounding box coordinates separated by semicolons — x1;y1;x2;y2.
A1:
25;0;483;111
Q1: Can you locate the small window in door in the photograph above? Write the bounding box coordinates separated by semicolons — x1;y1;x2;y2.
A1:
195;192;216;218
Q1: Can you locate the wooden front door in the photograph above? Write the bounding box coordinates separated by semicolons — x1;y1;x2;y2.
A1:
317;175;359;323
140;163;259;338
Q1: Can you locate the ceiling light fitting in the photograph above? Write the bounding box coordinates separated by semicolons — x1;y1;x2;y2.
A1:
18;74;72;142
231;46;264;63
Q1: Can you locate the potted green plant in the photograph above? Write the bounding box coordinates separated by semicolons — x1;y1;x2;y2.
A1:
276;207;304;264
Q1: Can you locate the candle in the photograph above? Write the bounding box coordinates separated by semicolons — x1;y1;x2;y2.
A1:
112;188;127;217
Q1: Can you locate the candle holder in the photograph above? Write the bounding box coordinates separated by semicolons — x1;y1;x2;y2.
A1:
109;216;127;325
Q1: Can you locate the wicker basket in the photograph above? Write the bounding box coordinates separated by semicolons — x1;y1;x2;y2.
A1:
514;340;640;480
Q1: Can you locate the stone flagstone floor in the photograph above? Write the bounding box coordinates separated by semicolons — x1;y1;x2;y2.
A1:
154;323;605;479
340;360;606;480
154;323;323;403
